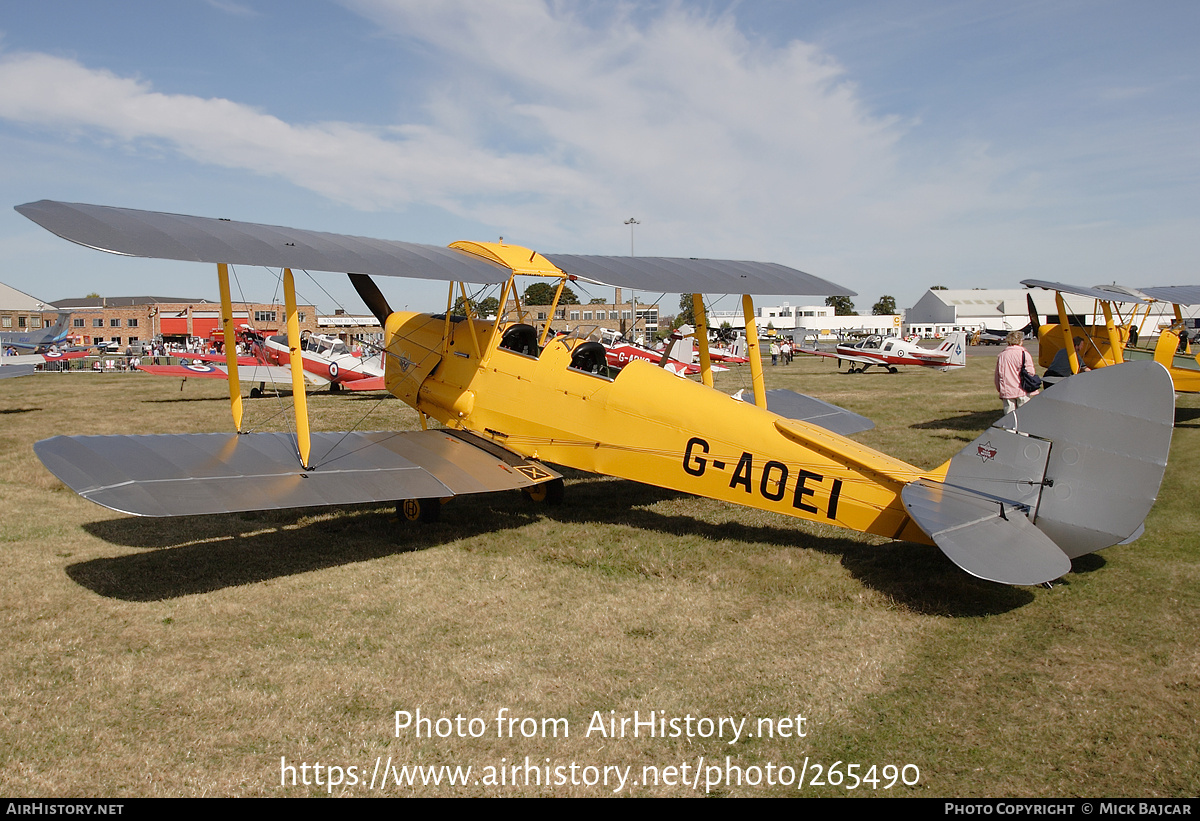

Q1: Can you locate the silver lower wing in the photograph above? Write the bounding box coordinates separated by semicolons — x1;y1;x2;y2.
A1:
764;389;874;435
34;429;559;517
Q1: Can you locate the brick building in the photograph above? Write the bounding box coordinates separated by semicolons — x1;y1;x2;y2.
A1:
49;296;318;349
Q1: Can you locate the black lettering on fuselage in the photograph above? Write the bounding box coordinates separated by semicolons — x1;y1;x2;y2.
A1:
730;452;753;493
760;460;788;501
793;470;821;513
827;478;843;521
679;437;840;521
683;436;708;476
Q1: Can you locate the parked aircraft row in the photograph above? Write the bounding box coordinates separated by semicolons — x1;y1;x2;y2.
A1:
139;328;386;395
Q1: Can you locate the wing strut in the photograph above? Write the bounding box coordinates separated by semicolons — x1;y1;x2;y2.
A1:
283;268;312;468
741;294;767;407
1099;300;1125;365
1054;291;1081;375
692;293;714;388
216;263;244;432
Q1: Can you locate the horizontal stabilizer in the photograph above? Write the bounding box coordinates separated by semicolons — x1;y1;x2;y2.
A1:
34;429;559;517
902;479;1070;585
342;376;388;392
763;389;875;435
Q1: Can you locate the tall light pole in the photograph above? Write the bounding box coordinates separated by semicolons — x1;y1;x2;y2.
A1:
623;218;640;338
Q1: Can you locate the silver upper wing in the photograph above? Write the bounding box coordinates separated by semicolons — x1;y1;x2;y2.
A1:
1021;279;1151;304
1140;285;1200;306
16;200;853;296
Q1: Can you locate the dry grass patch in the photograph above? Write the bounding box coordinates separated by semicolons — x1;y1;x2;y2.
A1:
0;355;1197;796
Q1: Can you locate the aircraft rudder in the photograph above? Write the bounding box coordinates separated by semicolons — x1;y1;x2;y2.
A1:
911;361;1175;583
945;331;967;367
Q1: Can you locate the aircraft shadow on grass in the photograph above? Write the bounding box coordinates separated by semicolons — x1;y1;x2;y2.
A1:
1173;407;1200;429
909;409;1002;432
71;471;1034;616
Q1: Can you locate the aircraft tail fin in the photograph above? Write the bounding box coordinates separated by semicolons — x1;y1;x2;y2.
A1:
935;331;967;369
902;361;1173;584
662;326;696;364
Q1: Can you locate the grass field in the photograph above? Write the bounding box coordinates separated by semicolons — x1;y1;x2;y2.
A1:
1;351;1197;797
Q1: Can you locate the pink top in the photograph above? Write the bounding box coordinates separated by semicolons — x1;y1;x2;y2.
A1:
995;344;1035;399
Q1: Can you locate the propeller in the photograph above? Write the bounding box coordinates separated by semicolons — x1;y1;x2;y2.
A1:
349;273;393;326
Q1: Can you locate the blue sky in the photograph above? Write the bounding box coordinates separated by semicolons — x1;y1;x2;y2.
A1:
1;0;1197;314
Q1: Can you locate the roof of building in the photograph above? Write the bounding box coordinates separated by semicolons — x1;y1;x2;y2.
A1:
0;281;52;311
50;296;212;308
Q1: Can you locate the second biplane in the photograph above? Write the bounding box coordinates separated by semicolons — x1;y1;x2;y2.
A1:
1022;279;1200;393
16;201;1176;586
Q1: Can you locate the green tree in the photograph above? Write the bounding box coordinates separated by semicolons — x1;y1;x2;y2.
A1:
452;296;500;317
930;285;948;291
588;297;607;305
523;282;579;306
825;295;857;316
675;293;696;328
871;295;897;315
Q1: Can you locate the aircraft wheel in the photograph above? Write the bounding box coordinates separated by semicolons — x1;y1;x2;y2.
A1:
523;478;564;505
398;497;441;523
887;366;898;374
250;387;262;398
330;382;343;393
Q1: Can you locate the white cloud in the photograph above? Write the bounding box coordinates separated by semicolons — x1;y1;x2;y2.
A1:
0;4;960;255
0;50;589;212
11;1;1187;305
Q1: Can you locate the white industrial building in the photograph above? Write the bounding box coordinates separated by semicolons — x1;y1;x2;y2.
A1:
706;303;901;340
905;288;1199;339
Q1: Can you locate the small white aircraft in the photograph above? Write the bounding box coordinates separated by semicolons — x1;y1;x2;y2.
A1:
799;332;967;373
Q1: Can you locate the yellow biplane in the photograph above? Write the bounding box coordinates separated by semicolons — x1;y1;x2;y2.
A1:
16;202;1177;586
1022;279;1200;393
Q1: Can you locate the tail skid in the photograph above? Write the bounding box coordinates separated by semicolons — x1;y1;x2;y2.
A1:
903;361;1174;584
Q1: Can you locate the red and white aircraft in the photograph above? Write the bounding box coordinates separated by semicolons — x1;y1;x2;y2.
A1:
599;327;726;378
260;331;386;391
139;329;386;394
799;332;967;373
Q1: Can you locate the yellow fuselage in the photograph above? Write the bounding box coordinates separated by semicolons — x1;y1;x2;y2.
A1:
1036;323;1200;392
384;310;935;544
